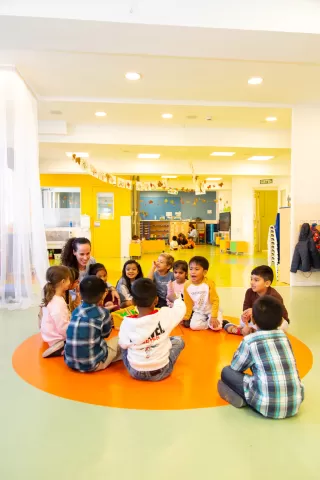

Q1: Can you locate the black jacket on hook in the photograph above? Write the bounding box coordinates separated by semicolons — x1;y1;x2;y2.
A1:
291;223;320;273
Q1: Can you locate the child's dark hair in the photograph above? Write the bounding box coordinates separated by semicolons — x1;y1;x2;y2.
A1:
61;237;91;270
189;256;209;271
80;276;106;304
132;235;140;240
173;260;188;278
69;267;79;284
159;253;174;271
119;260;144;295
253;295;283;330
131;278;157;308
251;265;274;284
172;236;177;241
42;266;71;306
88;263;107;277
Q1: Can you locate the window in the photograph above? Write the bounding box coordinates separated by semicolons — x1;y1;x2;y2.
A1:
41;187;81;227
97;192;114;220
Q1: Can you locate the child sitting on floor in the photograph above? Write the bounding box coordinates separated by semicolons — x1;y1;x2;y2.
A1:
183;256;222;331
65;267;81;312
218;295;304;419
88;263;120;311
148;253;174;308
170;236;179;251
40;266;71;358
166;260;188;306
116;259;144;307
224;265;289;336
186;238;195;249
64;276;122;372
119;278;186;381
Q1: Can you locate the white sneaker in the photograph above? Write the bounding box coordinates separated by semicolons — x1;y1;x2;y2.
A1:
42;341;65;358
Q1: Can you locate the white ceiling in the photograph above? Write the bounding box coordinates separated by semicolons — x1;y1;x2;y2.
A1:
38;103;292;129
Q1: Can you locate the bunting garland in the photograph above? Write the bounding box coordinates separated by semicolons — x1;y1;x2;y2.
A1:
72;154;224;191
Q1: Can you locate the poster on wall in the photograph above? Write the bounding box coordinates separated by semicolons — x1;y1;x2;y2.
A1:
136;181;143;191
109;175;116;185
125;180;132;190
117;177;126;188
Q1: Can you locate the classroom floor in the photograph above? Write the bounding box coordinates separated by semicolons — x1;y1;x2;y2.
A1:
1;246;319;479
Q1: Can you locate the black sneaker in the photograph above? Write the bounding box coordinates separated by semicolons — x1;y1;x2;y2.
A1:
218;380;247;408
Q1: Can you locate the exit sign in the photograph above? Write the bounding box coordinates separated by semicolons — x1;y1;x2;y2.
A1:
260;179;273;185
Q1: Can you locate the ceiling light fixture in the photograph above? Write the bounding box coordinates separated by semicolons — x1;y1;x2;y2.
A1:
162;113;173;119
137;153;160;159
248;77;263;85
265;116;277;122
162;175;177;178
66;152;89;158
95;111;106;117
248;156;274;161
125;72;141;81
206;177;222;181
210;152;235;157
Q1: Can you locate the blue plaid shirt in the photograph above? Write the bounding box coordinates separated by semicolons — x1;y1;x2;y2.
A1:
65;302;112;372
231;330;304;419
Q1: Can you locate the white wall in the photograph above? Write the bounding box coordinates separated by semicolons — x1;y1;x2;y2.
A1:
290;106;320;286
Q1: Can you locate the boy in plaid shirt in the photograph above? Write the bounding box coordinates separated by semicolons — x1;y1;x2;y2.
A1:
64;276;121;372
218;296;304;419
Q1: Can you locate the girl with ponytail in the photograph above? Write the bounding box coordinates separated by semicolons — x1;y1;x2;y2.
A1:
40;266;71;358
61;237;96;281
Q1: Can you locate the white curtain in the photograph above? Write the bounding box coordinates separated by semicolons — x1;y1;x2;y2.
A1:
0;66;48;309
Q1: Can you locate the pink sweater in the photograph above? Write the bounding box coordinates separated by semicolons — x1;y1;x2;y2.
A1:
40;295;70;346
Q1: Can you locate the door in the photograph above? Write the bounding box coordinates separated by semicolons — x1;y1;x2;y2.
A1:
92;187;117;259
255;190;278;252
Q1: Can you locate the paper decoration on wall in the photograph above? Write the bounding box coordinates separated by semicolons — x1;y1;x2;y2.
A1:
218;183;224;187
117;177;126;188
206;184;215;190
170;200;175;205
148;200;154;204
136;181;144;191
157;180;167;189
214;199;218;203
144;182;152;191
164;199;168;203
207;210;213;214
167;188;179;195
126;180;132;190
109;175;117;185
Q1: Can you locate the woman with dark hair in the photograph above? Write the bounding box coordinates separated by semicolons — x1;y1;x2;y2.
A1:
61;237;96;282
116;260;144;307
177;233;188;247
188;224;198;242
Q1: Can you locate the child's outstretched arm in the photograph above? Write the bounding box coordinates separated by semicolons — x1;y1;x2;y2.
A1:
167;297;187;328
183;282;193;320
148;261;157;280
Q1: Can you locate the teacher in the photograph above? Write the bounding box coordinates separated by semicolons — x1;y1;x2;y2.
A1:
61;237;96;281
188;224;198;241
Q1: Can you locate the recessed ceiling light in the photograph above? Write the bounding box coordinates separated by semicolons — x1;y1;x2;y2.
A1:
95;111;106;117
265;116;277;122
125;72;141;81
137;154;160;159
248;77;263;85
66;152;89;158
206;177;222;181
162;175;177;178
210;152;235;157
162;113;173;119
248;156;274;161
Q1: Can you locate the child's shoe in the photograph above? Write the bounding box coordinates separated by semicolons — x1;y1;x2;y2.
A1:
223;322;242;335
42;340;65;358
218;380;247;408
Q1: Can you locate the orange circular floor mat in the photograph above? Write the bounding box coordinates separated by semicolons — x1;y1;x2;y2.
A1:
12;320;313;410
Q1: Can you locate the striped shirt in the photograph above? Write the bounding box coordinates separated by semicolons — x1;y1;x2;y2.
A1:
64;302;112;372
231;330;304;419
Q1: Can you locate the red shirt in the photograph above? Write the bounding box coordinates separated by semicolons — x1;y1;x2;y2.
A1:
243;287;289;322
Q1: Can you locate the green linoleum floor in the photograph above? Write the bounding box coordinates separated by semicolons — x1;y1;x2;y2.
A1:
1;247;320;479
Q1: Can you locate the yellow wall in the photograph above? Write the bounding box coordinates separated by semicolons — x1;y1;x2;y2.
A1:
40;174;132;258
257;190;278;251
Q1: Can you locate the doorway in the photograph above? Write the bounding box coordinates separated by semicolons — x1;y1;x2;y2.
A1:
254;190;278;252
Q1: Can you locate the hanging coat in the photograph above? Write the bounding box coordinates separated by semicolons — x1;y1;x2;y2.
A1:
291;223;320;273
